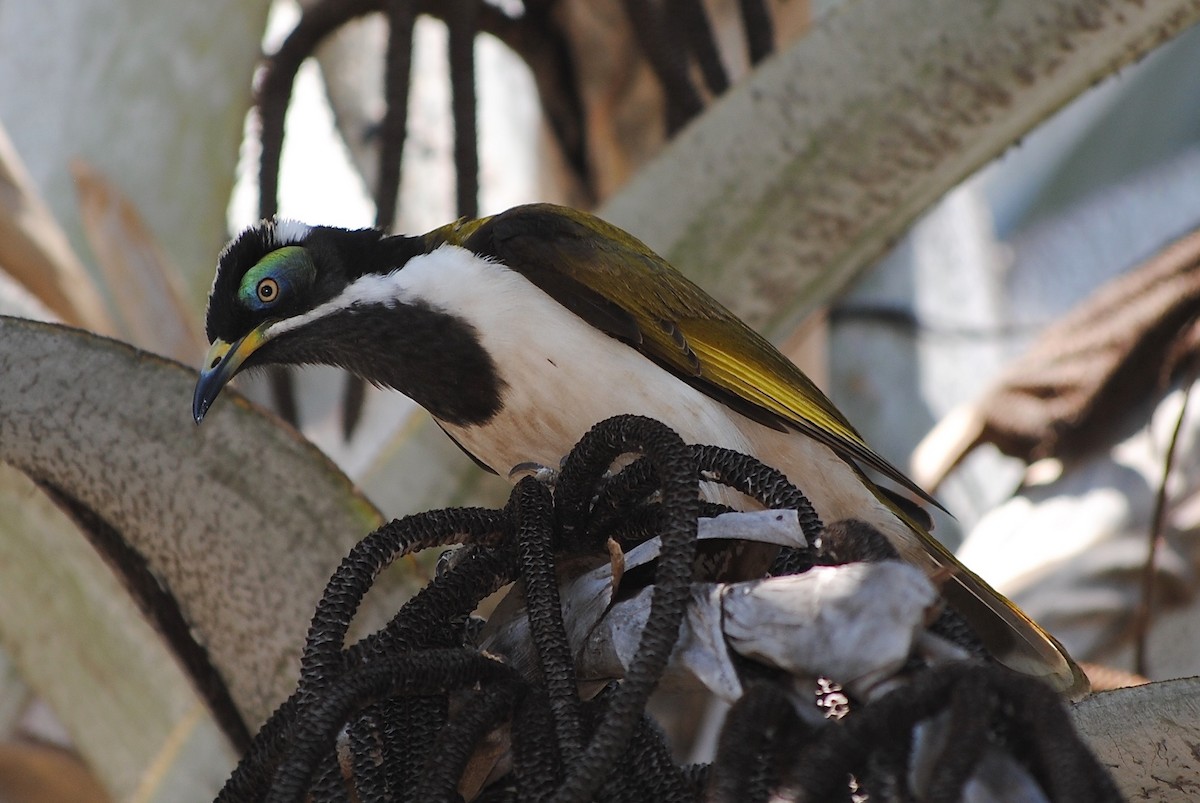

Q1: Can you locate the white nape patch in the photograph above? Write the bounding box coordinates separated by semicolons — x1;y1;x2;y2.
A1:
263;263;418;340
266;244;502;342
271;218;313;246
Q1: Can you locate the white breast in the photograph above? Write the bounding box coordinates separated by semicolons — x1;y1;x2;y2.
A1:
392;246;751;470
394;246;899;537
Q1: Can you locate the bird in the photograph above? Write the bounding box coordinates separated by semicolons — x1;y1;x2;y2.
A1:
193;202;1087;697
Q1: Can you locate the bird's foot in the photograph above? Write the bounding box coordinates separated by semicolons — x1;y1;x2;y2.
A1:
508;461;560;489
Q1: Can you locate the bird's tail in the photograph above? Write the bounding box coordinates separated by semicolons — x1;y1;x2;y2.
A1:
741;421;1088;696
885;496;1090;699
929;531;1089;698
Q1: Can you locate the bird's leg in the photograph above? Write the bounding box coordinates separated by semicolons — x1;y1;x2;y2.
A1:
509;455;648;523
507;460;561;489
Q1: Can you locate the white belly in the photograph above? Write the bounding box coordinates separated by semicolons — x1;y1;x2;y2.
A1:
442;337;899;542
397;245;898;536
443;327;757;477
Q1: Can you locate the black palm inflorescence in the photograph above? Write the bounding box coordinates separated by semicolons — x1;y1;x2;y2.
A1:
214;415;1118;803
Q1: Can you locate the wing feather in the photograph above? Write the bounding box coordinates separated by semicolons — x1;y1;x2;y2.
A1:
460;204;937;507
450;204;1084;696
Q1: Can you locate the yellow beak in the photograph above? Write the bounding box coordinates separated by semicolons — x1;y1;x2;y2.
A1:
192;323;271;423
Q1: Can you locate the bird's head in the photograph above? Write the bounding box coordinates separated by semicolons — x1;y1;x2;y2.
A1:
193;218;503;426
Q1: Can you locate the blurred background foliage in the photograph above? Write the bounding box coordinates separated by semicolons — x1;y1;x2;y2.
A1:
3;0;1200;799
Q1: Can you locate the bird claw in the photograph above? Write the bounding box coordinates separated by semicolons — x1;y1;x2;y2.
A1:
508;461;560;489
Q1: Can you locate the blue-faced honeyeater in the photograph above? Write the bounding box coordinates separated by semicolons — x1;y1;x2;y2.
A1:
194;203;1087;697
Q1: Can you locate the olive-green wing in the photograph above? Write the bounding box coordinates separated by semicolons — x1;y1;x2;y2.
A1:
458;203;936;506
456;205;1086;695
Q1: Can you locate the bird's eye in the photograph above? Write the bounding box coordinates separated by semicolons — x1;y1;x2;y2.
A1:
256;277;279;303
237;245;314;311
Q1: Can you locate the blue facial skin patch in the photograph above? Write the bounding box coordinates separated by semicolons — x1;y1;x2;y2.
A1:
238;246;316;311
